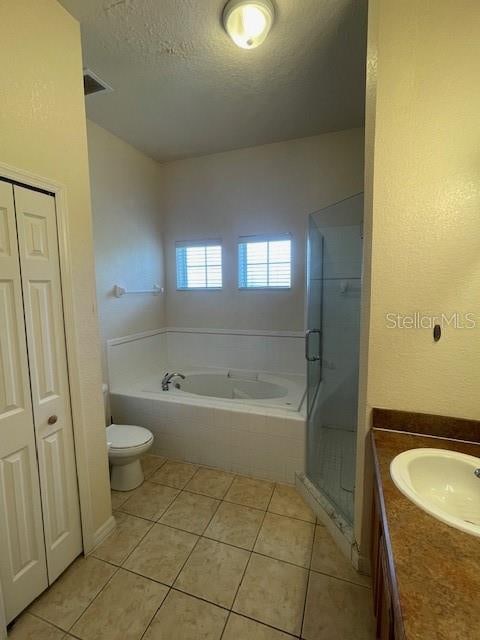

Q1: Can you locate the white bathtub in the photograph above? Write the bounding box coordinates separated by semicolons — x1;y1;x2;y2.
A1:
141;369;305;411
111;367;307;483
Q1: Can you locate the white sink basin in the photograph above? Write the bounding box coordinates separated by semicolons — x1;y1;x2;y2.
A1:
390;448;480;537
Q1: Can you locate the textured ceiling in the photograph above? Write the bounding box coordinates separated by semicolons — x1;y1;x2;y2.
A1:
59;0;367;162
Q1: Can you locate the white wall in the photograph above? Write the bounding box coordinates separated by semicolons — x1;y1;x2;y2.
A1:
87;121;165;375
356;0;480;554
161;129;365;331
0;0;111;550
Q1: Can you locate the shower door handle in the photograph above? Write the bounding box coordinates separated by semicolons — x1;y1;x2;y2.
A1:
305;329;321;362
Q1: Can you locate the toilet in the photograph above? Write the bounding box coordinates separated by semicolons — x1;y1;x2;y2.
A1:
103;386;154;491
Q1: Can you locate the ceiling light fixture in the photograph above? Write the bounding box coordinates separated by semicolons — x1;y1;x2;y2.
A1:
223;0;275;50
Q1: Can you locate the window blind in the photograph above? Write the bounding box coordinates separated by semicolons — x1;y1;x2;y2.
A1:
238;234;292;289
176;240;222;289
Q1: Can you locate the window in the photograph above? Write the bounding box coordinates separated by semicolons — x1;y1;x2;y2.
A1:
238;234;292;289
176;241;222;289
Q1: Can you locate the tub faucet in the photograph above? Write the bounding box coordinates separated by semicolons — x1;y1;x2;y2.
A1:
162;372;186;391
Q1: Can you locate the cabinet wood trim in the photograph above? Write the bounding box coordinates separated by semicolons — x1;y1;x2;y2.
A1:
371;431;406;640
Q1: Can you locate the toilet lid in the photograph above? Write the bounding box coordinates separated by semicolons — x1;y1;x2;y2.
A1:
106;424;153;449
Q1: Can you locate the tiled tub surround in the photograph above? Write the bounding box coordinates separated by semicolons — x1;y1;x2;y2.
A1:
107;328;305;389
108;329;307;484
11;455;374;640
111;392;306;484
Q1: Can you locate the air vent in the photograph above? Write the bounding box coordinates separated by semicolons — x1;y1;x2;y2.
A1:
83;69;113;96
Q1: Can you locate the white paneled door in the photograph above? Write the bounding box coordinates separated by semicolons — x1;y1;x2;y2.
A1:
0;182;48;621
14;185;82;583
0;181;82;623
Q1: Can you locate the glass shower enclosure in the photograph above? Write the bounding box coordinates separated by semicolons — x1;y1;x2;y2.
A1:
305;194;363;525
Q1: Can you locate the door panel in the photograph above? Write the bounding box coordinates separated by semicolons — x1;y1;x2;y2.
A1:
42;429;69;545
2;448;40;574
0;280;24;412
14;185;82;582
0;181;48;622
28;280;59;401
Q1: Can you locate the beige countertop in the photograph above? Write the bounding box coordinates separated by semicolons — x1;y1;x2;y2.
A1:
372;428;480;640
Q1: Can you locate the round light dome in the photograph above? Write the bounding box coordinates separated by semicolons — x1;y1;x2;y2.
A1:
223;0;275;50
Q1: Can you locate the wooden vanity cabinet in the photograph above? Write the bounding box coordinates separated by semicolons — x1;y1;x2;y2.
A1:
371;474;406;640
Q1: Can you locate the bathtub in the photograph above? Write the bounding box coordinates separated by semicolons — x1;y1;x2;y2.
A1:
110;367;307;483
141;369;305;411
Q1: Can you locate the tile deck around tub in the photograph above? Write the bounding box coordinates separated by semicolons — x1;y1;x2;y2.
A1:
10;455;375;640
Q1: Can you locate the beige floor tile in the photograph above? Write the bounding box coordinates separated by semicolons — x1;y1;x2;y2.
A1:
141;454;166;478
92;512;152;565
8;613;65;640
224;476;274;510
110;489;134;510
233;554;308;636
143;590;228;640
150;460;198;488
119;481;179;521
254;512;314;568
184;467;234;499
29;556;116;630
311;525;371;587
175;537;249;608
268;485;315;523
71;569;168;640
204;501;264;550
302;571;375;640
159;490;220;534
223;613;294;640
124;523;198;585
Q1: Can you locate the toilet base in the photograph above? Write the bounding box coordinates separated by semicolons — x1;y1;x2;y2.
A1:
110;459;144;492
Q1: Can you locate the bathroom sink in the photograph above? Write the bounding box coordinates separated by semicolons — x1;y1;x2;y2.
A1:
390;448;480;537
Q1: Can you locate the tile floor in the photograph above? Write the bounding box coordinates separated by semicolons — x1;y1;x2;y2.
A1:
8;455;375;640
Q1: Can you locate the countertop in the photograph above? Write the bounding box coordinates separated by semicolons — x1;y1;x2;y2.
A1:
372;428;480;640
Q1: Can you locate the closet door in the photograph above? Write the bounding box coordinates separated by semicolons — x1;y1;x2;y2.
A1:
14;185;82;582
0;182;48;622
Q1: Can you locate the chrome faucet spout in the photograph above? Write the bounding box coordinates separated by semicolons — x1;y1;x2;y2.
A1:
162;372;186;391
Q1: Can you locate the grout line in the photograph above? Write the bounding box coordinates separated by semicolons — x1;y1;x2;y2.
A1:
22;611;79;637
91;512;155;569
308;566;372;590
168;584;297;637
120;487;181;522
114;564;173;590
299;511;315;640
138;586;171;640
115;489;318;570
58;563;121;634
267;507;316;525
157;487;223;532
88;496;206;640
31;464;317;640
170;585;232;613
219;482;276;639
223;611;300;639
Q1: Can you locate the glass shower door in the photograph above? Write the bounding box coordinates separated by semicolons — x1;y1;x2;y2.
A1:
305;194;363;525
305;217;323;417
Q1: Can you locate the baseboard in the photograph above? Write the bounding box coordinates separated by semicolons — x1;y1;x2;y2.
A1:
92;515;116;548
